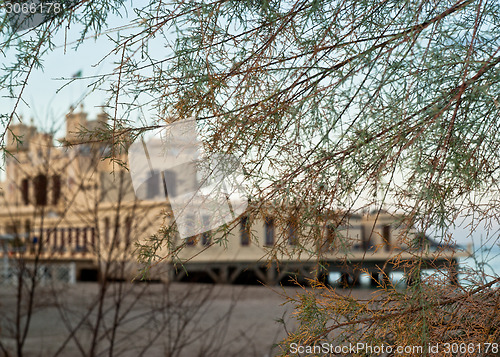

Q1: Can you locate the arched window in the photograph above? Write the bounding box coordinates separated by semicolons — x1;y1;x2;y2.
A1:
34;174;48;206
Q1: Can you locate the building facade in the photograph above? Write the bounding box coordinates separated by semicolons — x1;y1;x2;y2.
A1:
0;108;467;285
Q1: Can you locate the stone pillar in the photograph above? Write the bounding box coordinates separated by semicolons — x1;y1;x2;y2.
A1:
266;263;277;285
219;265;229;284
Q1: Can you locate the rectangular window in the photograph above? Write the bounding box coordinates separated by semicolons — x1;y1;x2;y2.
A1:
325;224;336;251
51;229;58;252
147;170;160;199
91;227;96;248
52;175;61;205
104;218;110;246
383;224;391;251
113;217;120;246
21;178;29;205
162;169;177;197
67;228;73;250
361;225;367;250
75;228;82;251
186;235;197;246
240;216;250;246
34;174;48;206
201;216;211;246
45;229;51;252
75;228;80;248
124;217;132;247
288;218;298;246
201;232;211;246
185;215;197;246
43;229;49;252
59;228;66;251
361;225;373;251
24;220;31;238
81;227;88;254
264;217;275;246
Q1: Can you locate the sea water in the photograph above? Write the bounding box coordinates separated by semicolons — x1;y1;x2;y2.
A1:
459;245;500;287
328;245;500;288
